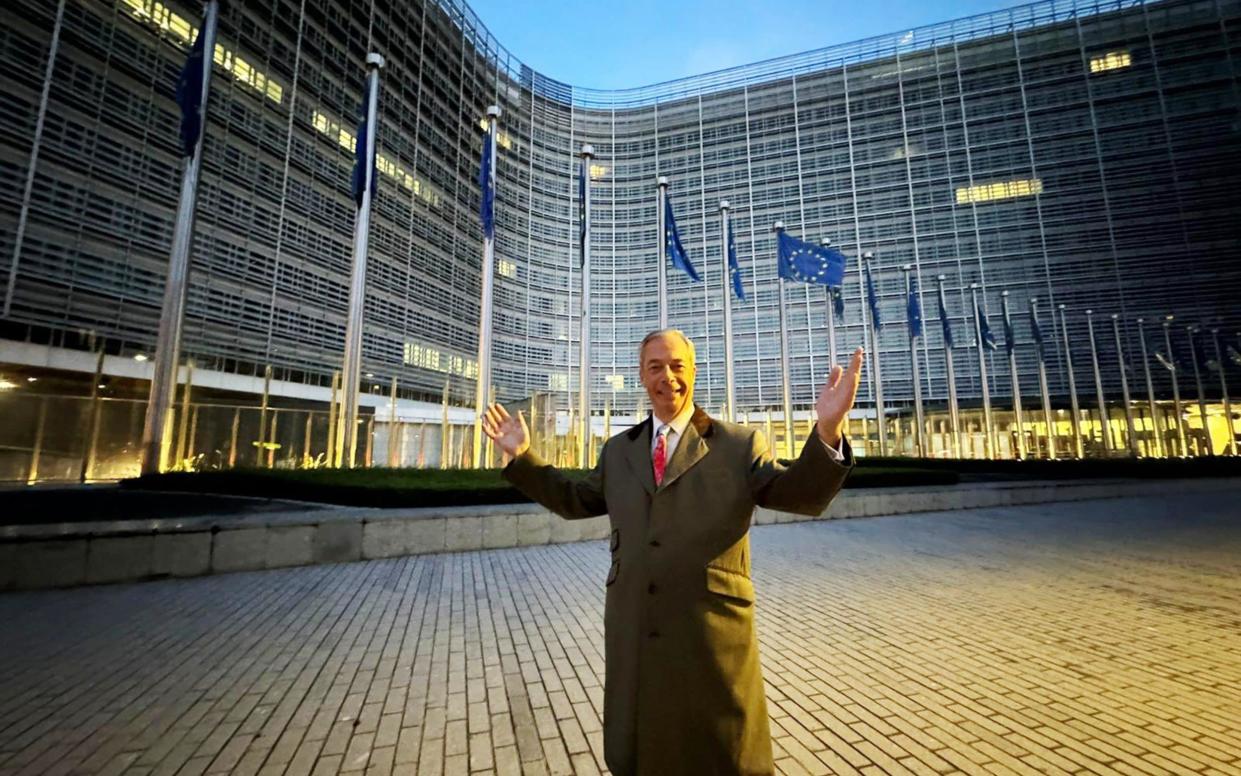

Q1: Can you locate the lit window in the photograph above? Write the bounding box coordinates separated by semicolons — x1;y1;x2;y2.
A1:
497;259;516;278
549;373;568;391
476;118;513;150
955;178;1043;204
1089;51;1131;74
123;0;284;105
313;111;441;207
403;342;476;378
604;374;625;390
589;164;608;180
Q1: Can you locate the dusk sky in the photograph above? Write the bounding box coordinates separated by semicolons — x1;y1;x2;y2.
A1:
465;0;1038;90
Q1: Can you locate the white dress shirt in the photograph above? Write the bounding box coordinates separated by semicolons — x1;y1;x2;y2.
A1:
650;404;845;463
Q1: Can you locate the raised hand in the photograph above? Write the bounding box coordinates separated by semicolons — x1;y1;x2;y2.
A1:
815;346;864;448
481;403;530;461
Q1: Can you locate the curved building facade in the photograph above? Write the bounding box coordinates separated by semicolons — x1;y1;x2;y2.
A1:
2;0;1239;423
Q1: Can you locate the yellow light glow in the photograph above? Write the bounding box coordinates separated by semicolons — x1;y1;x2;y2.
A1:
955;178;1044;204
313;111;441;207
1090;51;1131;74
497;259;516;278
123;0;284;105
476;118;513;150
605;374;625;390
403;343;477;378
589;164;608;180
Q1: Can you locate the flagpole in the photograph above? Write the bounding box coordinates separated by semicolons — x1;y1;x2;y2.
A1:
1162;316;1187;456
1135;318;1164;457
821;240;838;370
1001;290;1025;459
865;252;887;457
577;144;594;468
970;284;994;459
140;0;219;476
1084;310;1111;455
1058;304;1085;458
1031;298;1056;459
721;201;736;422
469;104;501;468
1186;326;1213;456
903;265;924;457
938;275;961;458
773;222;794;459
657;176;669;328
1111;314;1139;456
338;53;385;468
1210;328;1237;456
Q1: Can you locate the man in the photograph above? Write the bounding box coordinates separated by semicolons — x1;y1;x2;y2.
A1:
482;329;863;776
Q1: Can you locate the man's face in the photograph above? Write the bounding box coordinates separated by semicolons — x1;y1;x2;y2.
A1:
640;334;696;422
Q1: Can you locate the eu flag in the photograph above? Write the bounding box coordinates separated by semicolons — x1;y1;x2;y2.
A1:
478;132;494;238
665;197;700;282
1003;311;1015;356
777;232;845;287
907;277;923;338
977;299;997;351
865;263;881;331
830;286;845;321
577;157;586;265
175;28;207;157
938;288;953;349
727;221;744;300
1029;307;1046;362
351;83;378;208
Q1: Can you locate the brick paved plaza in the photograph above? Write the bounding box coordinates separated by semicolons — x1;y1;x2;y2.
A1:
2;489;1239;776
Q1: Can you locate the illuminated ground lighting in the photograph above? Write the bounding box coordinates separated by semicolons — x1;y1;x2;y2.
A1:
956;178;1044;204
1090;50;1132;73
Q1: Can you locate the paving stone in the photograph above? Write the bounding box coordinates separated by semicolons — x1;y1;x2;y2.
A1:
1;488;1238;776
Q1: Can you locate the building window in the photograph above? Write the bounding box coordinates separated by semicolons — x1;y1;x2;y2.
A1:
497;259;516;278
1089;51;1131;74
549;373;568;391
955;178;1043;204
313;111;441;207
604;374;625;390
476;118;513;150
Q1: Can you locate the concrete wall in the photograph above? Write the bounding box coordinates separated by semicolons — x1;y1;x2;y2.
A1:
3;477;1237;591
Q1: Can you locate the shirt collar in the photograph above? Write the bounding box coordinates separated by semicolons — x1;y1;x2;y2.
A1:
653;403;695;438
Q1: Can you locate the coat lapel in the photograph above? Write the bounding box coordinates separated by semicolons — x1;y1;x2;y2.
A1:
658;406;712;491
622;416;656;496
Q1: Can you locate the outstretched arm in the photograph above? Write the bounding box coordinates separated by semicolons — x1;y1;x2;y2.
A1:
750;346;863;515
484;403;606;520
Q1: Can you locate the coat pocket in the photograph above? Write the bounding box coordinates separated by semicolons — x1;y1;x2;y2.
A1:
705;565;755;604
610;528;620;553
606;559;620;586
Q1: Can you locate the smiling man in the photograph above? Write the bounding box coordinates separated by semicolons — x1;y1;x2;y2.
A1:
482;328;862;776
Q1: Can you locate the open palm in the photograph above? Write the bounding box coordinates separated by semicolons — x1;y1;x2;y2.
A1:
481;403;530;459
815;346;864;447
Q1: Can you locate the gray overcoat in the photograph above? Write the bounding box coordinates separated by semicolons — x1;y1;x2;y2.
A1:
503;406;852;776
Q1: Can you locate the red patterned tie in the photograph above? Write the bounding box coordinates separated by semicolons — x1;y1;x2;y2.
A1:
653;427;667;486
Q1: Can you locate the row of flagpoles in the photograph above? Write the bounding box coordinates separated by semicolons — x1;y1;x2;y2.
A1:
141;14;1236;474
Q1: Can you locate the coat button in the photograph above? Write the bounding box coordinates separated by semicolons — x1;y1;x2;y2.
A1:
649;539;660;547
648;630;659;638
647;584;657;594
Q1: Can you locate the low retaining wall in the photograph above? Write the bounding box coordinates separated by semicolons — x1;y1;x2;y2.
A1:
3;477;1237;591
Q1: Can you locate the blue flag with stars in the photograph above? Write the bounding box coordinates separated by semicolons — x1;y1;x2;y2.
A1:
777;232;845;287
1029;306;1046;362
938;287;954;349
830;286;845;321
175;27;207;158
727;221;744;300
351;82;378;208
478;132;494;238
664;196;700;282
865;263;881;331
1003;310;1015;356
907;277;923;338
976;298;997;351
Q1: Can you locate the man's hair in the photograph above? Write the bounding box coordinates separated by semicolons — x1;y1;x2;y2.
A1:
638;328;696;366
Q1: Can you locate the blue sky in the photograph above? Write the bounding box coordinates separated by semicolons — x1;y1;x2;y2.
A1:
465;0;1036;90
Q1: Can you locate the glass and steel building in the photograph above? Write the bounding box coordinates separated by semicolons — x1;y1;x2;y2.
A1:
2;0;1239;427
